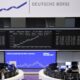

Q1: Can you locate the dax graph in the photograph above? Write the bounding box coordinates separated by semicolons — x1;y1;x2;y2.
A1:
5;50;56;68
0;0;80;17
0;0;28;17
9;30;53;49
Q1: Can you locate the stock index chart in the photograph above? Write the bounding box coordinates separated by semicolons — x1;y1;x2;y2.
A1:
0;0;27;17
0;30;80;50
0;0;79;17
5;50;56;68
9;30;53;49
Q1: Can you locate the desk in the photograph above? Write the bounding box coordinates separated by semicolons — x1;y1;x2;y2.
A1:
4;69;24;80
39;69;61;80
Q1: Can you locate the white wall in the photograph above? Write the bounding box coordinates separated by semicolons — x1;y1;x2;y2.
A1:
0;52;4;63
57;51;80;63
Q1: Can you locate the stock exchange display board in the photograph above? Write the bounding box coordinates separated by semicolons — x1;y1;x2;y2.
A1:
55;30;80;49
0;30;80;50
5;50;56;68
9;30;53;49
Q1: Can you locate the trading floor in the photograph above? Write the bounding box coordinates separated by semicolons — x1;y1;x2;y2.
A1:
0;18;80;80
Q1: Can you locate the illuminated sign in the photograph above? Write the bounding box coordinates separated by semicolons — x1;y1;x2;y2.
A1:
0;0;79;17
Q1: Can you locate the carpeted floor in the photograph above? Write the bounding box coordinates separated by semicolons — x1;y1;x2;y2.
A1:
24;75;39;80
22;69;41;80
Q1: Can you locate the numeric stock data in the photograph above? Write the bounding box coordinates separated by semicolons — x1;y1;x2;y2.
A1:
0;30;80;50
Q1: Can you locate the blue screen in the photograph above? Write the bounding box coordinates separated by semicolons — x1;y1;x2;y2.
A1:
5;50;56;68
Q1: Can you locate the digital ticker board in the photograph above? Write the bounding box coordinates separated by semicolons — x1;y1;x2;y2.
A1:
0;30;80;50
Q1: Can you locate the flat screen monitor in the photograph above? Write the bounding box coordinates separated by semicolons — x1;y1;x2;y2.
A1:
5;50;56;68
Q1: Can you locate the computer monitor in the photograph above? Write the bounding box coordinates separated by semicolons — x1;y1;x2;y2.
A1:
5;50;57;69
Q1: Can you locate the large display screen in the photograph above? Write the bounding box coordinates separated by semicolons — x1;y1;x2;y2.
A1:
5;50;56;68
9;30;53;49
1;30;80;50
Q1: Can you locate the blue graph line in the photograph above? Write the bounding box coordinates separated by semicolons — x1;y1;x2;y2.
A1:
0;2;27;11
